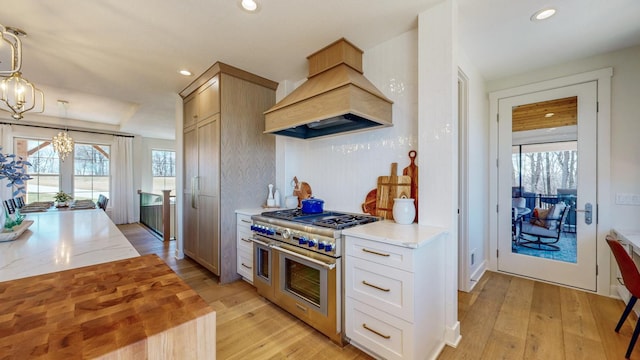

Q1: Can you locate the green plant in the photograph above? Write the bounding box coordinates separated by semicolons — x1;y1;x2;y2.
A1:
0;146;32;196
54;191;73;203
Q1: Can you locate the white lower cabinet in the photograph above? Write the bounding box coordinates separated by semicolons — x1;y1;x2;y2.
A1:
344;228;446;360
236;210;260;283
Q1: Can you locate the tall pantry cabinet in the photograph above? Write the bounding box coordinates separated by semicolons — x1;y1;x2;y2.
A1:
180;62;277;283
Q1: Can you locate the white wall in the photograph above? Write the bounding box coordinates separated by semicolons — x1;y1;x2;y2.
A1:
487;45;640;232
274;30;419;210
458;49;489;290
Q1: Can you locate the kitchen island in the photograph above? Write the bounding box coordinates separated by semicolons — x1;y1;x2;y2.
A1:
0;208;140;282
0;209;216;359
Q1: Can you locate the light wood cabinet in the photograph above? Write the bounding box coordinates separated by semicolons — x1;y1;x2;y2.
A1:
181;63;277;282
344;230;446;360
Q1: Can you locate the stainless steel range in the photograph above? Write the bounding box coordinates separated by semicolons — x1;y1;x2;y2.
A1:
250;209;380;345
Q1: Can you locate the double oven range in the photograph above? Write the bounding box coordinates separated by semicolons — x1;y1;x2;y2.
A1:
250;208;379;345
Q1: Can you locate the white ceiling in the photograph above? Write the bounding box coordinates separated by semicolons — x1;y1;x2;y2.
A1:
2;0;639;140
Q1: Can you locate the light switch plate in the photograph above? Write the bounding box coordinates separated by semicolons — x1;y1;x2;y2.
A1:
616;193;640;206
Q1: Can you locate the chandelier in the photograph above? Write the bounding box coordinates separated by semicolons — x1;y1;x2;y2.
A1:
52;130;74;161
0;24;44;119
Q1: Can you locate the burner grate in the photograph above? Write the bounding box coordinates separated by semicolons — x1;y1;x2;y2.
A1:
260;209;380;229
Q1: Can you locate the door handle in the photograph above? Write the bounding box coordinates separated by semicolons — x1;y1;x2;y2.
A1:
191;177;196;209
193;176;199;209
575;202;592;225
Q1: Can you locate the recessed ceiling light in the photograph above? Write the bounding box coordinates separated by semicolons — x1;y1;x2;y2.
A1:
545;112;555;118
240;0;259;12
531;8;556;21
179;69;192;76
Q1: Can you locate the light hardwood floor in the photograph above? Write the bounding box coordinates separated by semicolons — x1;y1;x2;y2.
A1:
119;223;635;359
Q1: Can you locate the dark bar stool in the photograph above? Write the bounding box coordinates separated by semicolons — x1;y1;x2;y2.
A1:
3;199;16;215
97;195;109;211
606;235;640;359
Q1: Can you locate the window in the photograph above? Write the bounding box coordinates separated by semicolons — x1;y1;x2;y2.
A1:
512;141;577;195
74;144;110;202
151;150;175;195
14;138;60;202
13;137;111;205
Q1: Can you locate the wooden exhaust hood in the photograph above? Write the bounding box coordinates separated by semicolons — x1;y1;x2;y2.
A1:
264;38;393;139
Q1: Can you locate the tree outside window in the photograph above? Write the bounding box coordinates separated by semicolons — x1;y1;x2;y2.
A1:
14;138;60;202
152;150;175;195
512;141;577;195
74;144;110;202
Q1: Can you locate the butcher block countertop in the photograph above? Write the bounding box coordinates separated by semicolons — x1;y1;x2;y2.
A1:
0;254;216;359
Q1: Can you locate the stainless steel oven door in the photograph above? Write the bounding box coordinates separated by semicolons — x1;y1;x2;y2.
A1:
275;243;336;316
252;236;275;301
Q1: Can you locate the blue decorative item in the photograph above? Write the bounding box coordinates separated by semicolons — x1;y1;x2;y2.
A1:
0;146;32;196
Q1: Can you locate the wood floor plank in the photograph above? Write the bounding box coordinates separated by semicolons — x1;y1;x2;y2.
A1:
493;276;535;339
480;329;526;360
524;281;565;360
559;286;607;359
438;271;512;359
587;291;637;359
480;276;534;359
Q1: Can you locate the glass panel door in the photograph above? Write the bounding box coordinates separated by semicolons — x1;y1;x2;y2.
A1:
498;81;598;291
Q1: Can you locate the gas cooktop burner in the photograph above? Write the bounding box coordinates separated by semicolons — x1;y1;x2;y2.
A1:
260;209;380;230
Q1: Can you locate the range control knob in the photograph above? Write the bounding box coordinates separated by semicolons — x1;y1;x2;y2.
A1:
308;239;318;248
325;243;336;252
298;236;308;245
318;241;327;250
282;229;291;239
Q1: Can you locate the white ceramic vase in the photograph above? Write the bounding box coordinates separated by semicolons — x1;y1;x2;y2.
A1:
392;198;415;225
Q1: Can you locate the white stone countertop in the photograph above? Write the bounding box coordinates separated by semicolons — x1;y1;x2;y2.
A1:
0;209;140;282
342;220;448;248
612;228;640;254
235;208;267;216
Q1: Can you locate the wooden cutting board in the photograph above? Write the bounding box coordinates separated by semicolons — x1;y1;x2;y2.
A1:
403;150;418;223
361;188;377;215
376;162;411;220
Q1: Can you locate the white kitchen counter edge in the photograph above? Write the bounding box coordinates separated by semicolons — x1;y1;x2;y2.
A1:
342;220;448;248
235;208;268;216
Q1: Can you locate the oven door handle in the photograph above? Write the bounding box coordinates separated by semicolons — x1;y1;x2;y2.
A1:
274;246;336;270
251;237;271;247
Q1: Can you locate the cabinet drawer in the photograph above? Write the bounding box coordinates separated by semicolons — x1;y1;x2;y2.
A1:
346;256;413;322
346;298;413;360
237;247;253;282
237;228;253;252
236;214;253;228
345;236;414;272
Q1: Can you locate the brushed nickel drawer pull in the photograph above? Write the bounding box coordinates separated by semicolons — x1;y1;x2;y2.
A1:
241;219;252;224
241;263;252;269
362;280;390;292
241;237;252;243
295;303;307;312
362;323;391;339
362;248;390;257
617;276;625;286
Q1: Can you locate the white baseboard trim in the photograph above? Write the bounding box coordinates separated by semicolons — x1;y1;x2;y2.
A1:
467;260;487;292
445;320;461;347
